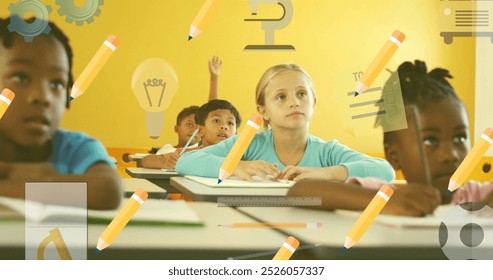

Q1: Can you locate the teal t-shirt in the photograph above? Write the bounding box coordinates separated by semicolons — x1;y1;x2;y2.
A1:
48;129;114;175
176;129;395;182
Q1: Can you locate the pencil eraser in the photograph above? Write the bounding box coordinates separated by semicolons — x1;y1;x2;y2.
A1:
134;188;149;200
392;30;405;42
484;127;493;139
249;114;264;126
106;34;119;47
1;88;15;100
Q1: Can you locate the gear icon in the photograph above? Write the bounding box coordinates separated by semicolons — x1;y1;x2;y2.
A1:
7;0;52;43
56;0;104;26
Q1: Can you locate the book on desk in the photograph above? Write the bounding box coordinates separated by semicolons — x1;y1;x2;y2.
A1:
0;196;203;226
185;175;294;188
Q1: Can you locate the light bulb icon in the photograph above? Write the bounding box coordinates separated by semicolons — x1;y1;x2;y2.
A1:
131;58;178;139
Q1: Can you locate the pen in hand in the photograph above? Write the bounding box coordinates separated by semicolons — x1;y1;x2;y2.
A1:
179;128;199;156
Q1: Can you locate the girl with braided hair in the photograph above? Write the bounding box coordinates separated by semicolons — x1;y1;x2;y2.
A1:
289;60;493;216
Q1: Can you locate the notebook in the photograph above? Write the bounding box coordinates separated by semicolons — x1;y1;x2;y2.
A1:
0;196;203;226
185;175;295;188
336;205;493;228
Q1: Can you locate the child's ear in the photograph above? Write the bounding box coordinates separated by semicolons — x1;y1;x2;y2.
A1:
257;105;269;122
174;125;179;133
384;143;401;170
198;125;205;138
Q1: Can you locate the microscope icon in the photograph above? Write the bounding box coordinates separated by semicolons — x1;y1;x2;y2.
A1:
244;0;295;51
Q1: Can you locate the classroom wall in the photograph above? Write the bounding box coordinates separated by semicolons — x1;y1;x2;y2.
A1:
0;0;476;153
475;0;493;156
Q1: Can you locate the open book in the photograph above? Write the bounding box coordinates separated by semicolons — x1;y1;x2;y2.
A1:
0;196;203;226
336;204;493;228
185;175;295;188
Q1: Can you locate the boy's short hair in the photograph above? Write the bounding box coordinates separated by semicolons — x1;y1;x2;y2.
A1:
379;60;460;144
195;99;242;127
0;16;73;109
176;106;199;125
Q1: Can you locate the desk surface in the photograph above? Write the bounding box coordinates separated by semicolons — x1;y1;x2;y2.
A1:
125;168;181;193
235;207;448;259
170;177;290;202
0;200;459;260
0;201;289;260
126;167;179;179
122;178;167;199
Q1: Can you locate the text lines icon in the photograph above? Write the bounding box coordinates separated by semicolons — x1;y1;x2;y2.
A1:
340;69;407;137
440;0;493;44
244;0;295;51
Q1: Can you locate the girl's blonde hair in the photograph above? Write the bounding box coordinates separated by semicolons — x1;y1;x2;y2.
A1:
255;63;316;127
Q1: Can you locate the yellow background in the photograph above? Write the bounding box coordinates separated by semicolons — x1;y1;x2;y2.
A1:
0;0;476;153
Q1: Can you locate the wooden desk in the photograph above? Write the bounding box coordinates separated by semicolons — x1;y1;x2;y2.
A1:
122;178;167;199
235;207;448;260
0;201;289;260
170;177;290;202
125;167;181;193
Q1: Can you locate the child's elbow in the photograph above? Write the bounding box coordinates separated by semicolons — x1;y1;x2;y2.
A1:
381;162;396;182
92;175;124;210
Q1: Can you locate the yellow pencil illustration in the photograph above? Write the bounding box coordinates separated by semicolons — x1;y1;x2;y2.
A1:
448;127;493;193
272;236;300;260
218;222;322;229
71;35;119;100
354;30;405;96
218;114;263;183
343;185;394;251
0;88;15;120
188;0;220;41
96;188;148;253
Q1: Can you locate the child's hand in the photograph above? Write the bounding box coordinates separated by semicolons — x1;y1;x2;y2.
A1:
382;183;441;217
208;55;222;77
232;160;280;182
161;153;179;169
279;165;348;181
0;162;58;180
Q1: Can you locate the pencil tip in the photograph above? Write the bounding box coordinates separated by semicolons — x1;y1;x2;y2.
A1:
354;92;359;97
217;179;222;184
69;96;74;101
95;249;100;254
342;246;348;252
188;36;193;41
447;190;452;195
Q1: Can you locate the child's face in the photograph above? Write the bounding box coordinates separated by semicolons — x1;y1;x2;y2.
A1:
0;35;69;147
385;98;470;202
174;114;198;146
198;109;236;147
258;70;315;131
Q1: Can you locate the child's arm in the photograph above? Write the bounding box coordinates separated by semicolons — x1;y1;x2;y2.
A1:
483;191;493;208
176;136;233;177
288;179;441;216
279;165;348;181
0;162;123;210
281;140;395;182
208;55;222;101
141;153;179;169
